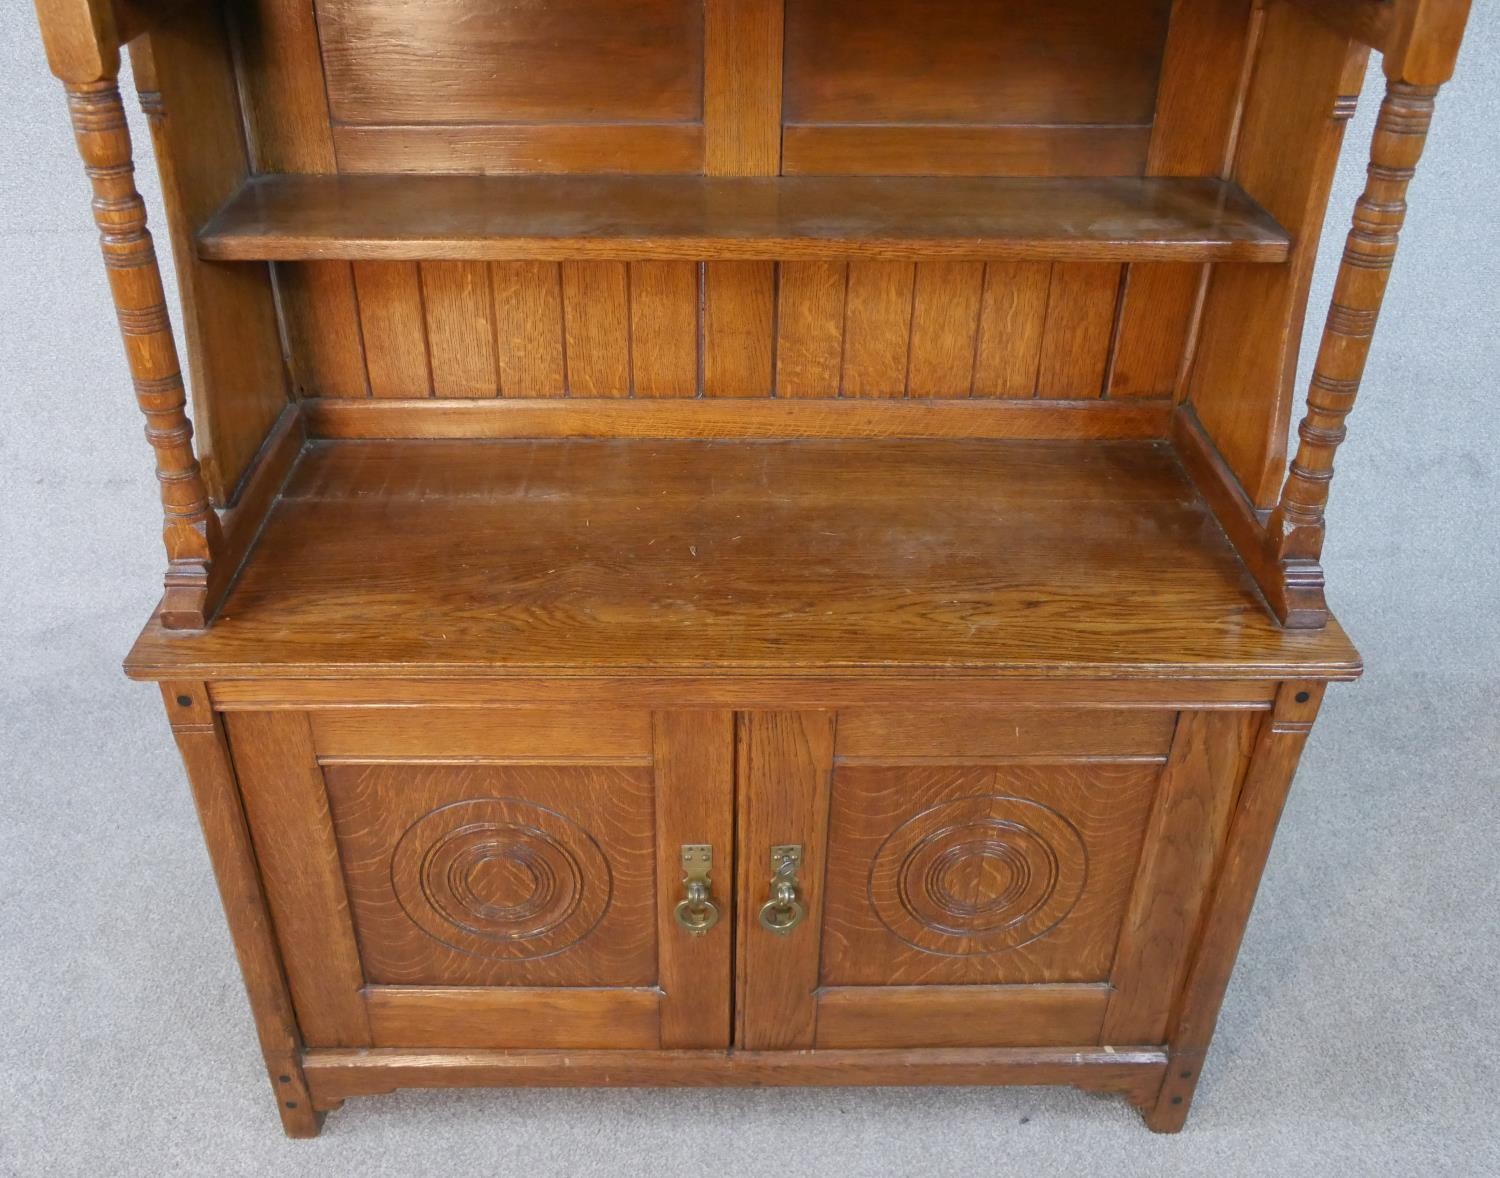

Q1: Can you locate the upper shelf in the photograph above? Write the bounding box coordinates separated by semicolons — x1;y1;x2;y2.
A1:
196;174;1291;264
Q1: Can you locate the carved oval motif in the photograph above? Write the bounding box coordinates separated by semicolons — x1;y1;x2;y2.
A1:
391;798;611;960
869;795;1086;957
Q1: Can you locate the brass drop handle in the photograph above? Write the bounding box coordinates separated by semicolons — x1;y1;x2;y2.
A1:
757;844;806;935
673;844;720;936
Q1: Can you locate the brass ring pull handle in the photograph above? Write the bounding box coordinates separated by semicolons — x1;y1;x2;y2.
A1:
673;844;720;936
757;844;806;935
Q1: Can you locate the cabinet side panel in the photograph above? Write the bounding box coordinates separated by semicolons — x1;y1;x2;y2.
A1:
1109;0;1259;401
234;0;367;398
1186;4;1367;506
132;10;288;503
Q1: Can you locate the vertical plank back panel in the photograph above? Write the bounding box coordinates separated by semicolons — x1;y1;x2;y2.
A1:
703;262;776;397
629;262;700;398
1037;264;1123;399
561;262;632;397
421;262;498;398
907;262;986;398
973;263;1052;398
352;261;431;397
492;262;567;397
220;2;1167;415
841;262;915;398
776;262;847;399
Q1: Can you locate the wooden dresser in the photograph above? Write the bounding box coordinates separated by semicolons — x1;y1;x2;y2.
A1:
31;0;1470;1135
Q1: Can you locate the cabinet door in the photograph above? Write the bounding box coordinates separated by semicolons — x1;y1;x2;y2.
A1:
736;708;1258;1050
225;708;733;1051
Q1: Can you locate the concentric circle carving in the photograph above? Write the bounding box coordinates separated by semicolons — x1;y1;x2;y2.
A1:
391;798;611;960
870;795;1086;957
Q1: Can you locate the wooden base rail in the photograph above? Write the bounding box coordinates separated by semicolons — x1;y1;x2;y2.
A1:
301;1046;1170;1110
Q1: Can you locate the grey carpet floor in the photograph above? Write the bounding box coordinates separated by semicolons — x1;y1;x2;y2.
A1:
2;10;1497;1178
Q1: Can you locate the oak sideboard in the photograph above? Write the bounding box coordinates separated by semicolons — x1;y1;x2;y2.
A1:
31;0;1471;1135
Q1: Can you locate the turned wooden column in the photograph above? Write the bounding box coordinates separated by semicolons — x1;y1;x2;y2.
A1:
1269;77;1440;620
65;79;220;628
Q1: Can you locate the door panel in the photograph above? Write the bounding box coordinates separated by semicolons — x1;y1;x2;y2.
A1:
736;706;1249;1052
228;706;733;1051
323;762;657;987
821;762;1161;986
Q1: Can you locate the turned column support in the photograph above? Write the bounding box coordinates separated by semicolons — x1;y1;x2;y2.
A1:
1266;75;1440;626
64;78;220;629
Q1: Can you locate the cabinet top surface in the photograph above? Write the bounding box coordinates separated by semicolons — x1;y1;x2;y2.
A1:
126;438;1359;682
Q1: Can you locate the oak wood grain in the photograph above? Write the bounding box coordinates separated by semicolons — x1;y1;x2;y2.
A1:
302;396;1175;440
819;762;1161;987
1147;684;1325;1130
735;712;835;1050
128;12;287;502
420;262;497;398
197;175;1293;264
322;761;658;988
1101;710;1258;1043
560;262;631;397
309;708;652;763
224;711;370;1047
1037;263;1123;399
209;679;1282;713
352;260;429;397
835;709;1175;760
491;262;566;397
125;438;1362;682
302;1045;1169;1104
159;684;321;1137
317;0;702;126
364;987;661;1051
653;711;735;1048
235;0;366;400
972;262;1051;398
814;985;1111;1050
629;262;699;398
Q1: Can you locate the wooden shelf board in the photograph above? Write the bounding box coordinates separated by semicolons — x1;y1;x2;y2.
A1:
126;438;1360;681
197;174;1291;263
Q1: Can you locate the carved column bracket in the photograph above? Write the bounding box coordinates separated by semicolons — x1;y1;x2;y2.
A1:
65;80;220;629
1267;78;1440;627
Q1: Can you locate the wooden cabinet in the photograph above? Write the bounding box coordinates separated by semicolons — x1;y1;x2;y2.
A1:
227;708;735;1051
215;699;1259;1070
32;0;1470;1139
